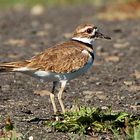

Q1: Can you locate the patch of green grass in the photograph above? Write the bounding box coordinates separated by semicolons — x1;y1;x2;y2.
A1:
0;0;138;8
46;106;140;139
0;0;102;8
134;124;140;140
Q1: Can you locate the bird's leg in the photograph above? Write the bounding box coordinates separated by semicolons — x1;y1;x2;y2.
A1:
49;81;58;114
57;81;67;113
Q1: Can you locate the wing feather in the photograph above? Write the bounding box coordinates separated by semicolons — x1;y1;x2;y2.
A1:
27;42;89;73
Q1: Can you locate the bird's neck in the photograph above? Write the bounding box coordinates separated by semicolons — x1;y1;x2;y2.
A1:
71;37;94;49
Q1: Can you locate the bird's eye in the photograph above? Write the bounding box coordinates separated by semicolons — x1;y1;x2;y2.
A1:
86;28;92;34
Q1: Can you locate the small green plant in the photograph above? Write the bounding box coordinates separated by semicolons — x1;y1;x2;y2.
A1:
134;124;140;140
46;106;140;139
0;116;24;140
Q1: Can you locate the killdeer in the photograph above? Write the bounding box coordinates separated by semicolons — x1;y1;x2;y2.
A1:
0;23;111;114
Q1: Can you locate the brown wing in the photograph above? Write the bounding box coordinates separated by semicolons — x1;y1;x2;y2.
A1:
0;61;30;72
26;42;89;73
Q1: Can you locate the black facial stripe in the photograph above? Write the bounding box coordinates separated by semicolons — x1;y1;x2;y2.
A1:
94;26;97;29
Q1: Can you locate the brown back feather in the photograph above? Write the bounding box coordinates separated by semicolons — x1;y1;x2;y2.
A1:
27;41;89;73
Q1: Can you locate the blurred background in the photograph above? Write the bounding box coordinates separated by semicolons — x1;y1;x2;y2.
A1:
0;0;140;139
0;0;140;21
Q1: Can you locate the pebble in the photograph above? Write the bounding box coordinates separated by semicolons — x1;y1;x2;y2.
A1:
4;39;26;46
30;5;44;16
131;70;140;79
123;81;133;86
63;33;72;39
34;90;50;96
83;91;94;100
1;85;10;91
127;85;140;92
113;42;129;49
44;23;52;30
105;55;120;62
95;91;107;100
29;136;34;140
120;96;125;100
95;82;102;86
101;106;108;110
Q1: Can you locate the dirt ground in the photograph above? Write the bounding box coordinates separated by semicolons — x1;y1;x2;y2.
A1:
0;5;140;140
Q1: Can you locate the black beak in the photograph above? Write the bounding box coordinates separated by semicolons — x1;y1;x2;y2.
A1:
94;31;111;40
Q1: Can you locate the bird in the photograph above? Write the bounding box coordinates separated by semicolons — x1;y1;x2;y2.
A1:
0;23;111;114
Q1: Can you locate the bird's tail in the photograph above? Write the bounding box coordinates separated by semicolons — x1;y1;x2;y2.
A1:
0;61;28;72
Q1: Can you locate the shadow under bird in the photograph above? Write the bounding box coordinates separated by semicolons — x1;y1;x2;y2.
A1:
0;23;111;114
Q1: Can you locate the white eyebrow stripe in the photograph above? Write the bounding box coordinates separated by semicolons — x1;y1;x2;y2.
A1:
79;26;92;32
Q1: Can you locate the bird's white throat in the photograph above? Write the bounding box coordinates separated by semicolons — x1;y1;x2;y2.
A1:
72;37;95;45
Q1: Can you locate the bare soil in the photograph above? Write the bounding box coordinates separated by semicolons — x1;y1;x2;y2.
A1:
0;5;140;140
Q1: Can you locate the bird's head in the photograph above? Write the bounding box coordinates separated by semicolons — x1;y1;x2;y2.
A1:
72;24;111;45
